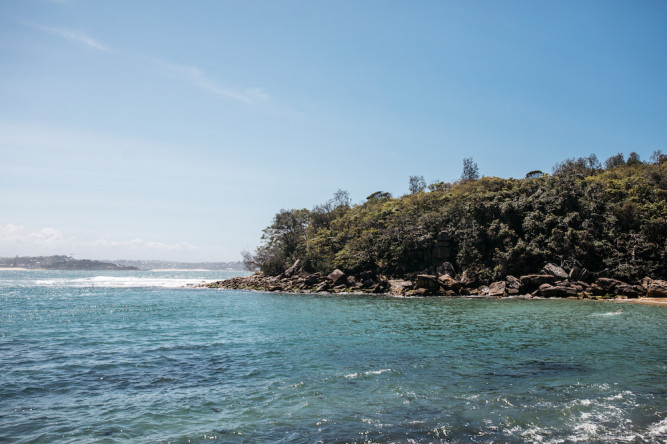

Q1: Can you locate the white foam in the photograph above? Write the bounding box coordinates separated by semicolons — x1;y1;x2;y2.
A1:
32;276;206;289
344;368;391;379
648;417;667;437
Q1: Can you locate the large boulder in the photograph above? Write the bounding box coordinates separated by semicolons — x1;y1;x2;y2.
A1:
389;279;413;296
304;274;321;286
520;274;558;291
436;261;456;277
539;283;577;297
327;269;347;286
647;279;667;298
371;280;389;294
569;266;592;282
460;270;479;286
542;263;569;280
506;275;521;290
438;274;462;292
614;283;645;298
592;278;625;294
488;281;506;297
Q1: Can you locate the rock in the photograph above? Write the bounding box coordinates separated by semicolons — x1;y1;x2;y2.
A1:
594;278;625;294
415;274;440;293
284;259;302;277
436;261;456;277
520;274;558;291
413;288;429;296
505;275;521;290
640;277;654;290
542;263;568;279
569;266;591;282
371;281;387;294
315;282;330;292
488;281;506;297
507;288;520;296
438;274;461;292
346;276;358;286
614;283;645;298
647;279;667;298
327;269;347;286
389;280;413;295
268;285;283;291
460;270;478;286
362;279;376;288
539;283;577;297
304;274;320;286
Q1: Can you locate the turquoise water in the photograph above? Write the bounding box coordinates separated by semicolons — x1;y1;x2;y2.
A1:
1;270;665;443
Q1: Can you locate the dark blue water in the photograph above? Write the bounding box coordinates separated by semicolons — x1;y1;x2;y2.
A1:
1;270;665;443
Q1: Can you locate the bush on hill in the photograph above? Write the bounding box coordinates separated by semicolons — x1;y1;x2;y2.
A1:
245;154;666;282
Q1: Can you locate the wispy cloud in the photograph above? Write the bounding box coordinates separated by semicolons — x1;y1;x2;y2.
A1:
0;225;198;259
22;22;111;52
0;224;73;246
161;62;269;105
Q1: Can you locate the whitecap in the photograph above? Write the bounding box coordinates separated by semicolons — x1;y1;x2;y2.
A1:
32;276;206;289
344;368;391;379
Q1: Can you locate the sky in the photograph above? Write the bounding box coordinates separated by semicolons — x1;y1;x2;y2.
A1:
1;0;666;262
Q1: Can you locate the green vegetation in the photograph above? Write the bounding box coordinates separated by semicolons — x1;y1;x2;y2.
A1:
245;152;666;282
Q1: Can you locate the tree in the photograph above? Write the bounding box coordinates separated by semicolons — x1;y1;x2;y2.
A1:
461;157;479;182
650;150;665;164
409;175;426;194
552;154;600;177
525;170;544;179
626;152;642;166
605;153;625;169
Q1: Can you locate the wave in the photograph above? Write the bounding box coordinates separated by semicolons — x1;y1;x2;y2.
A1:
31;276;207;289
344;368;391;379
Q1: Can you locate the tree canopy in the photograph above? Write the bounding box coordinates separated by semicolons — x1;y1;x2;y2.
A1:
245;154;666;282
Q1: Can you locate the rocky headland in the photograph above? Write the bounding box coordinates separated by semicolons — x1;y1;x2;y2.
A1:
204;259;667;302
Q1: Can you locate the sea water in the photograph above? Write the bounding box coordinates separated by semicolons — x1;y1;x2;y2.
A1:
0;270;665;443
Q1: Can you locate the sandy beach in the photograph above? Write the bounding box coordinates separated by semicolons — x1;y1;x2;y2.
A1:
616;297;667;307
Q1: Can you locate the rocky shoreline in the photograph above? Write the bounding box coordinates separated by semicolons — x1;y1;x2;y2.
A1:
202;260;667;301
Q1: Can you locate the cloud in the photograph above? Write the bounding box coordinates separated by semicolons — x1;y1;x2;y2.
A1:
23;22;111;52
0;225;198;259
92;236;198;251
0;224;71;246
161;62;269;104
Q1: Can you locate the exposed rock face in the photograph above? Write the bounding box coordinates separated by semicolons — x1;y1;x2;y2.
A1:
542;263;568;279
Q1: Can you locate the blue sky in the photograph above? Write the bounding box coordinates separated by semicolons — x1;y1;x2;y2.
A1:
1;0;666;262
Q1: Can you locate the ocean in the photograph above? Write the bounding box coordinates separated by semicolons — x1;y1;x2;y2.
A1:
1;269;665;443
